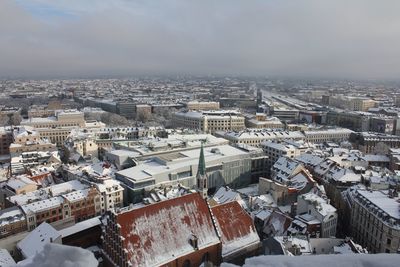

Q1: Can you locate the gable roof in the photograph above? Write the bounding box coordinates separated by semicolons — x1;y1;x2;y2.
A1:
117;193;220;267
211;201;260;257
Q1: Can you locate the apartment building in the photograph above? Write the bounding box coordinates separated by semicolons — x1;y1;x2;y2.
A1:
21;186;101;231
303;128;354;144
350;132;400;154
0;207;27;239
173;110;245;132
217;129;305;147
245;114;284;129
297;192;338;238
261;141;301;169
0;127;13;156
186;101;220;110
350;189;400;253
327;96;376;111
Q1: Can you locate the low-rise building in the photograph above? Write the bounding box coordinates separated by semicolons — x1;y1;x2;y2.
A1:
297;192;338;238
0;207;27;239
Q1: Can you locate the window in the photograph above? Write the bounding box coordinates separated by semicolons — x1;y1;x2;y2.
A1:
387;239;391;245
182;260;191;267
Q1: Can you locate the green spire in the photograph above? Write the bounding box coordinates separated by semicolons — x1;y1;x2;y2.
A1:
197;143;206;176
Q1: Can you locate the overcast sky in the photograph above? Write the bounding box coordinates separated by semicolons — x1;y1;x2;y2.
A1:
1;0;400;79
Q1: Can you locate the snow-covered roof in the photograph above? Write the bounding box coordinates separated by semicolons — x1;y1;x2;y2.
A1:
21;196;64;214
0;206;25;227
212;201;260;257
0;249;16;267
355;190;400;220
300;193;337;217
212;186;247;209
17;222;61;259
59;217;101;238
16;243;97;267
225;253;400;267
115;193;220;266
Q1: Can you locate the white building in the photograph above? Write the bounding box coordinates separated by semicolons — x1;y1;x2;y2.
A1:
261;141;302;167
173;110;245;132
304;128;354;144
217;129;305;147
297;192;338;238
115;144;253;203
17;222;62;259
95;179;124;213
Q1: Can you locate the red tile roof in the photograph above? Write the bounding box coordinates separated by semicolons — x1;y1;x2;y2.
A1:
117;193;220;267
212;201;260;257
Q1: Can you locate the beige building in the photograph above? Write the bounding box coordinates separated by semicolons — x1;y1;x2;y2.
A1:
351;189;400;253
328;96;376;112
261;141;301;167
9;126;57;156
246;114;284;129
27;105;55;118
22;110;85;128
186;101;220;111
173;110;245;132
22;110;104;147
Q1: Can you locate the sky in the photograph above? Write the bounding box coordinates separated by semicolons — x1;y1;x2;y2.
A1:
1;0;400;79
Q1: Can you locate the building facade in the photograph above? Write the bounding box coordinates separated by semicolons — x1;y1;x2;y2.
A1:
350;189;400;253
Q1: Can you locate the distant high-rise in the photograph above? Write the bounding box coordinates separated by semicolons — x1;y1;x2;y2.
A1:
257;88;262;106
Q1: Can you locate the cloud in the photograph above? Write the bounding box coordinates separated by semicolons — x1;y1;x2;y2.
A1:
1;0;400;79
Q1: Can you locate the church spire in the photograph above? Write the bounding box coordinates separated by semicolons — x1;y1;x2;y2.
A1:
197;143;206;176
196;142;208;198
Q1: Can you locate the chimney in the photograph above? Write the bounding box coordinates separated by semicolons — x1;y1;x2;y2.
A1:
189;234;199;250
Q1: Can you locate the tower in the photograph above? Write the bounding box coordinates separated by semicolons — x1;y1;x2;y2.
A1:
257;88;262;106
196;143;208;198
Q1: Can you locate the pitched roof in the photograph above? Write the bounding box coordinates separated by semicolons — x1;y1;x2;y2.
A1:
211;201;260;257
116;193;220;266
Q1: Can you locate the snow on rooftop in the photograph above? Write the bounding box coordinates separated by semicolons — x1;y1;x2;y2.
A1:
356;190;400;220
59;217;101;238
0;249;16;267
17;222;61;259
221;253;400;267
17;243;97;267
0;206;25;227
21;196;64;214
117;193;220;266
212;201;260;257
301;193;336;217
